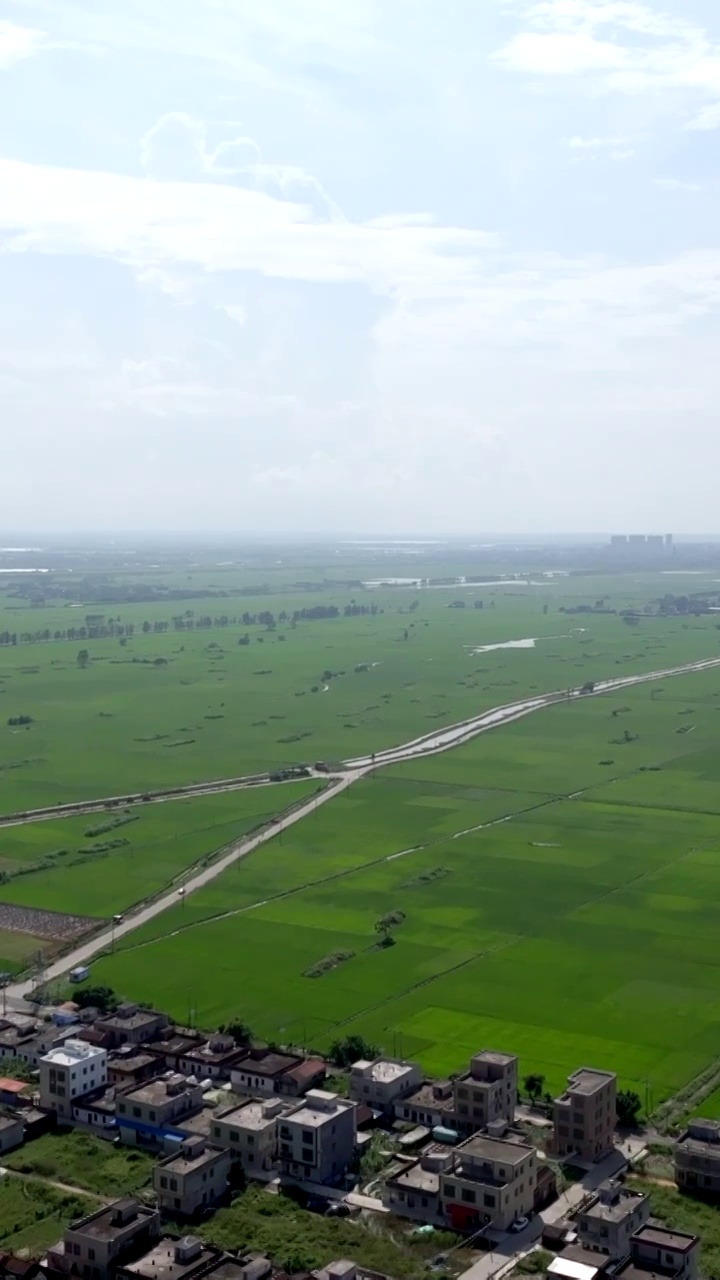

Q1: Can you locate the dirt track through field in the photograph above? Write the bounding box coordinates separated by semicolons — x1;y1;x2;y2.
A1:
5;653;720;1004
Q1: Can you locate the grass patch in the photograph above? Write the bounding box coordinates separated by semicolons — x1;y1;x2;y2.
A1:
629;1180;720;1279
4;1130;155;1197
0;1176;91;1252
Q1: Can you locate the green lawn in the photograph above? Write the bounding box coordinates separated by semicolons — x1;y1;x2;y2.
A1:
629;1180;720;1280
0;1176;91;1252
95;667;720;1104
4;1130;154;1197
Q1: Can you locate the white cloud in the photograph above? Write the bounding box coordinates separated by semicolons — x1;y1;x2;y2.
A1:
0;18;46;66
687;101;720;130
654;176;702;191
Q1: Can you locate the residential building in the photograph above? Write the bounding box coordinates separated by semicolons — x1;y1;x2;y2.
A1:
39;1040;108;1122
394;1080;455;1130
0;1077;30;1107
145;1030;206;1074
44;1198;160;1280
452;1051;518;1135
278;1090;357;1184
108;1052;159;1088
577;1180;650;1257
211;1098;287;1173
313;1262;398;1280
71;1086;118;1135
552;1067;616;1162
548;1246;615;1280
99;1003;169;1049
675;1118;720;1198
384;1146;448;1223
0;1251;41;1280
231;1049;324;1098
439;1133;537;1233
178;1035;248;1082
0;1113;24;1153
349;1058;422;1114
116;1073;204;1149
115;1236;219;1280
0;1022;39;1063
154;1138;231;1218
614;1225;700;1280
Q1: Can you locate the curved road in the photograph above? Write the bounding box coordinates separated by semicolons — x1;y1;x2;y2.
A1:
6;653;720;1003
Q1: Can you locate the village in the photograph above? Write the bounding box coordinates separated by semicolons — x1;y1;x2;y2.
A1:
0;993;716;1280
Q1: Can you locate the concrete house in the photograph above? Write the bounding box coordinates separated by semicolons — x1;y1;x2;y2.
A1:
116;1073;204;1149
394;1080;455;1130
230;1049;324;1098
44;1198;160;1280
115;1237;219;1280
439;1133;537;1233
39;1040;108;1122
99;1004;169;1050
349;1059;422;1114
145;1031;206;1075
577;1180;650;1258
452;1051;518;1135
108;1052;159;1089
178;1035;248;1083
278;1090;357;1184
154;1138;231;1218
384;1146;447;1223
211;1099;287;1174
614;1225;700;1280
552;1067;616;1162
675;1118;720;1198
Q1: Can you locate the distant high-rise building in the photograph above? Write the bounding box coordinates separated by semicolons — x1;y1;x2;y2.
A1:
665;533;674;548
610;535;628;547
628;535;647;546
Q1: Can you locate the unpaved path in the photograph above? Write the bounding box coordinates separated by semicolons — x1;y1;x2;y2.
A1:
5;654;720;1004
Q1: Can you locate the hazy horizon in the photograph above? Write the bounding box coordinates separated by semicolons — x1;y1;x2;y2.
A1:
2;0;720;533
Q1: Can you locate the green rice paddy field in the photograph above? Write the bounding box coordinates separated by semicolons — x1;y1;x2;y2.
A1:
1;565;720;813
91;664;720;1106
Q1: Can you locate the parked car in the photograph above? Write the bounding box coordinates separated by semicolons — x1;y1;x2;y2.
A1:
510;1216;530;1233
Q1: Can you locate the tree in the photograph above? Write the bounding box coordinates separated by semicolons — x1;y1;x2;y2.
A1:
219;1018;253;1046
524;1073;545;1103
77;649;90;669
616;1089;642;1128
73;984;119;1013
328;1034;380;1068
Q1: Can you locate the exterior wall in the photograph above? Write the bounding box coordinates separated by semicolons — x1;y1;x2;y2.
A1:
632;1235;698;1280
115;1083;203;1149
154;1148;231;1217
39;1045;108;1121
439;1147;535;1233
349;1060;423;1112
99;1011;168;1049
553;1071;616;1162
211;1114;277;1172
395;1098;447;1129
0;1116;24;1153
278;1100;356;1183
231;1066;285;1097
385;1179;442;1224
675;1146;720;1197
578;1198;650;1257
453;1056;517;1135
49;1204;160;1280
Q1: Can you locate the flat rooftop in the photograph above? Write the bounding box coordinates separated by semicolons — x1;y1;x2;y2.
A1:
160;1144;226;1176
110;1053;156;1073
68;1199;149;1241
614;1266;678;1280
122;1239;217;1280
121;1076;195;1106
0;1114;22;1131
103;1008;162;1030
283;1090;353;1127
217;1101;282;1131
402;1082;453;1110
234;1050;298;1076
455;1134;534;1165
583;1187;647;1224
389;1161;441;1195
474;1050;517;1067
42;1039;105;1067
147;1034;204;1056
633;1225;697;1252
355;1059;412;1083
566;1069;615;1097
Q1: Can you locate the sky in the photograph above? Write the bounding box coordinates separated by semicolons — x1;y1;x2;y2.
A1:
1;0;720;535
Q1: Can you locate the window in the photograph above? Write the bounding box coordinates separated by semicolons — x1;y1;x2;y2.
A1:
175;1198;181;1209
149;1110;156;1122
133;1106;142;1118
88;1251;95;1262
302;1129;313;1143
214;1125;221;1138
484;1193;495;1208
457;1087;468;1099
247;1134;254;1146
458;1104;468;1116
118;1102;126;1114
231;1132;239;1143
461;1188;476;1204
302;1147;314;1164
160;1177;168;1189
170;1179;178;1191
573;1128;584;1140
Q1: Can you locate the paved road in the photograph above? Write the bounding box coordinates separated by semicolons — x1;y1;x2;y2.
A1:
6;653;720;1004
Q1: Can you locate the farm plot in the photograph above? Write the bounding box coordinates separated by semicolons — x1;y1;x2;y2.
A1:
95;669;720;1103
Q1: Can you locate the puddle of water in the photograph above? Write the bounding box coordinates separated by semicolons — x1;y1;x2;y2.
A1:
466;638;537;654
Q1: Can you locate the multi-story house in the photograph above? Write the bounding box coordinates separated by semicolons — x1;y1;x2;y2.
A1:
452;1051;518;1135
44;1198;160;1280
115;1073;204;1149
675;1118;720;1198
614;1225;700;1280
39;1041;108;1121
211;1098;287;1174
394;1080;455;1130
349;1059;423;1114
439;1133;537;1233
108;1051;159;1089
552;1067;616;1162
154;1138;231;1217
577;1179;650;1257
230;1050;325;1099
278;1090;357;1184
98;1004;169;1050
178;1034;248;1082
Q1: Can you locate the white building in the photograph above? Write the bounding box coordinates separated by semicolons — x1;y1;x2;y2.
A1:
39;1039;108;1121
